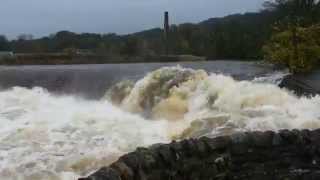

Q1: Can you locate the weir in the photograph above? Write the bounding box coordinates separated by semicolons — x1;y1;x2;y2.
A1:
0;65;319;179
81;129;320;180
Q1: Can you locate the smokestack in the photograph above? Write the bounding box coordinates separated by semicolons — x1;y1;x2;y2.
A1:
164;11;169;55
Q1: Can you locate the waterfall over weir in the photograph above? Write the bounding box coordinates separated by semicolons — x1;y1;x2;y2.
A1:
0;62;319;179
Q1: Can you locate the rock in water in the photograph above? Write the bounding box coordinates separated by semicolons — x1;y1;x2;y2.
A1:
280;72;320;96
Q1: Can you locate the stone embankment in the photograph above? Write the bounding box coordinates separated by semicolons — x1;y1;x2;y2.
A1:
80;129;320;180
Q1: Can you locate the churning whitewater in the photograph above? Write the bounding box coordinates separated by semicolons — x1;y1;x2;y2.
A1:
0;66;320;180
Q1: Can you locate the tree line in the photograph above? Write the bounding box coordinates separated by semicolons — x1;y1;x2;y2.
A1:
0;0;319;70
0;11;276;60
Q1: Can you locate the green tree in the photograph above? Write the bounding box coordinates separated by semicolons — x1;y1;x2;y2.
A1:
263;0;320;73
263;24;320;73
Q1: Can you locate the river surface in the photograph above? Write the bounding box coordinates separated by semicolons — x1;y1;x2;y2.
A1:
0;61;277;99
0;61;319;180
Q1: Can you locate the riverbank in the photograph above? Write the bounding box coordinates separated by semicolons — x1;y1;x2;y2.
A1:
0;54;206;65
81;129;320;180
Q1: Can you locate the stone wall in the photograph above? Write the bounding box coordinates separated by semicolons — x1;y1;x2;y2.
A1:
80;129;320;180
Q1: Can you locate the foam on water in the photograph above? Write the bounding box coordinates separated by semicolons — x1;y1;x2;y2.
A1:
0;87;170;180
183;73;320;137
1;66;320;179
252;70;289;85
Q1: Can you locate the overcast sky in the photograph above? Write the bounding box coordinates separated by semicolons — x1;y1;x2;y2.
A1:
0;0;265;39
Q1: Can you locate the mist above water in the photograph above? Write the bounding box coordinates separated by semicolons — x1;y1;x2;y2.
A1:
0;66;319;180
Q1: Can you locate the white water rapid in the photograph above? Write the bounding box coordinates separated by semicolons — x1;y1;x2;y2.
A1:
0;67;319;180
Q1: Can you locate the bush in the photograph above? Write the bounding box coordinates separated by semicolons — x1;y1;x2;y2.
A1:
263;25;320;73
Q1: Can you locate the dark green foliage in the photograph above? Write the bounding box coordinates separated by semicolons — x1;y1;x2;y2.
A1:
263;25;320;73
263;0;320;26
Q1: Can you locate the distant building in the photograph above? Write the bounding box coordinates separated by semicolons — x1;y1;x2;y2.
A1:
0;51;14;58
